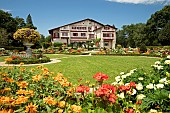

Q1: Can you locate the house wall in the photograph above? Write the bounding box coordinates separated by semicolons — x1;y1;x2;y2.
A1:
50;19;116;49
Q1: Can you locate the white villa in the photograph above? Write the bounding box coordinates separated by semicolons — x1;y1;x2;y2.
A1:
49;18;117;49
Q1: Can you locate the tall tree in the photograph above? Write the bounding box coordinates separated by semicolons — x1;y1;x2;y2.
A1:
116;23;145;48
158;22;170;45
144;5;170;46
0;10;18;46
15;16;26;29
26;14;37;29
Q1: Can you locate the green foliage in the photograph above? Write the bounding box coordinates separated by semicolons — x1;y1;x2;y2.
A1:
25;14;37;29
145;5;170;46
53;42;63;47
158;22;170;45
139;43;147;53
116;23;145;48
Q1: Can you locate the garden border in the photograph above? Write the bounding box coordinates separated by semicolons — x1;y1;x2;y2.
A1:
0;58;61;66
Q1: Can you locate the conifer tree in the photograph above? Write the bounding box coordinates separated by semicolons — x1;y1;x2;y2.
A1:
26;14;37;29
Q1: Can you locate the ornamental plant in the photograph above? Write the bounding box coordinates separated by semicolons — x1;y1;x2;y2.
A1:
0;56;170;113
13;28;40;44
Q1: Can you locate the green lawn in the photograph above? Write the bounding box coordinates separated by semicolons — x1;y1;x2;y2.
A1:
0;54;159;84
44;54;159;84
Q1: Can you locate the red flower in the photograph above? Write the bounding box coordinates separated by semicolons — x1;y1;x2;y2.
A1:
108;94;117;103
130;82;136;88
126;108;134;113
93;72;109;82
136;100;142;105
76;85;90;93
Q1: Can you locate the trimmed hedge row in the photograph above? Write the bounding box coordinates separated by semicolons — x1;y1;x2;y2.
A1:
91;53;162;57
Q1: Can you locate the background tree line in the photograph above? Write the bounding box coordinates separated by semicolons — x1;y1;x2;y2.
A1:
0;10;51;49
116;5;170;48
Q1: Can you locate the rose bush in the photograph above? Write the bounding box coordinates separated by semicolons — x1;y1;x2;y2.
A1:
0;56;170;113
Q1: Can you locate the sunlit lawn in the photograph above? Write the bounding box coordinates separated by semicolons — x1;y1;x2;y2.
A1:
44;54;159;84
0;54;159;84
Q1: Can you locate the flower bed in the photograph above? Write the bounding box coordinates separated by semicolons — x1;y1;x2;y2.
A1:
4;54;51;64
0;56;170;112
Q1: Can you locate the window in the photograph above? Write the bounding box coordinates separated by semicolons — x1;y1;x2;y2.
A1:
103;33;113;37
104;42;109;46
62;32;68;36
81;33;86;36
89;34;94;38
73;33;78;36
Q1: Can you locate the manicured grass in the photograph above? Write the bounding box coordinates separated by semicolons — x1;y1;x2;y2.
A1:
44;54;159;84
0;54;159;84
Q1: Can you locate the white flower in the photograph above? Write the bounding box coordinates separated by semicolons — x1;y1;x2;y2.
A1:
138;77;144;81
155;84;164;89
157;66;164;70
169;94;170;99
167;55;170;59
154;61;161;65
115;76;121;82
136;83;143;90
131;89;137;95
122;74;127;79
165;60;170;64
117;92;125;99
159;77;167;83
149;109;157;112
136;94;146;100
146;83;154;89
120;72;124;75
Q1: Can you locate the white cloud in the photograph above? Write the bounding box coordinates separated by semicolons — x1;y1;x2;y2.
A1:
106;0;170;5
1;9;12;12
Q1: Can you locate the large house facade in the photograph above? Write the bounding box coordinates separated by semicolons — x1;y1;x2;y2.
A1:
49;18;117;49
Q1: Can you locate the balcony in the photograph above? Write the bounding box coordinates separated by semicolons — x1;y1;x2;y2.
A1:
103;37;114;40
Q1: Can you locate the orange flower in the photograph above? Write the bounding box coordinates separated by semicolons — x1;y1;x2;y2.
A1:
25;102;37;113
58;101;66;108
43;96;56;105
5;58;13;62
1;88;11;94
32;75;42;82
20;68;26;72
0;109;13;113
0;96;10;104
16;81;28;88
36;65;43;69
16;89;34;96
71;105;82;113
15;95;29;105
2;77;14;83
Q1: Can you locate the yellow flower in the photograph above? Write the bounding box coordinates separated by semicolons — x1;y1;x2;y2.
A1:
16;81;28;88
58;101;66;108
19;62;24;66
43;96;56;105
25;102;37;113
71;105;82;113
32;75;42;82
58;109;63;113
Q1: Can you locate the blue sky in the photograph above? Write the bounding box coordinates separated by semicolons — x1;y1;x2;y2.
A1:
0;0;169;36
